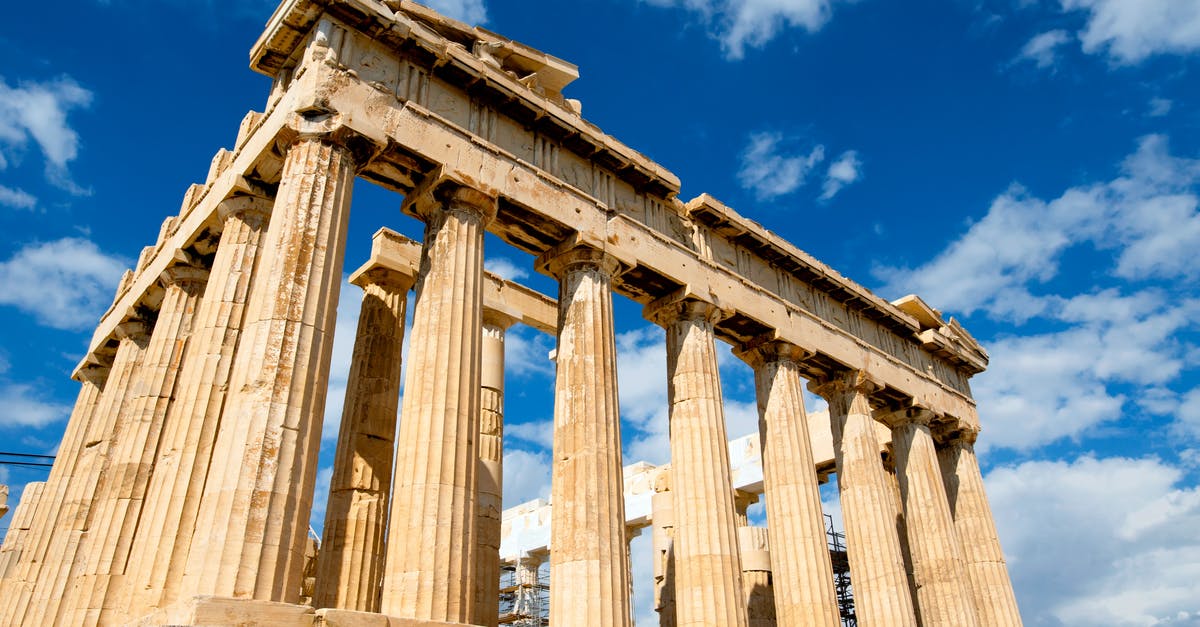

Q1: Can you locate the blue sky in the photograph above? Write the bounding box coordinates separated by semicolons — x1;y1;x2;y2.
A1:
2;0;1200;625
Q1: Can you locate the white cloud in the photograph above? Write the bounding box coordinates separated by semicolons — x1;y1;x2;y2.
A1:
0;75;93;194
1177;388;1200;440
645;0;849;59
988;454;1200;625
506;418;554;451
1061;0;1200;64
484;257;529;282
0;382;70;429
422;0;488;25
1149;97;1173;118
737;132;826;201
502;448;551;507
820;149;862;200
1017;29;1071;69
877;135;1200;321
0;237;127;331
876;136;1200;452
0;185;36;210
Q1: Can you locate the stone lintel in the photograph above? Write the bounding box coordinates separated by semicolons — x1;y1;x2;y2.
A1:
317;608;478;627
357;228;558;334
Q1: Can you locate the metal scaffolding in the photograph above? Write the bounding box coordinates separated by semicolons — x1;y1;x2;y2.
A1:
827;513;857;627
498;562;549;626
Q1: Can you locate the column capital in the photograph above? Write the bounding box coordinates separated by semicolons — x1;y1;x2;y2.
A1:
878;403;936;429
114;318;150;343
217;194;273;229
74;362;112;386
644;288;729;328
351;266;416;293
807;368;882;400
402;168;498;226
934;423;980;448
733;489;760;518
160;264;210;291
482;308;520;331
535;242;623;280
733;336;813;369
279;110;386;168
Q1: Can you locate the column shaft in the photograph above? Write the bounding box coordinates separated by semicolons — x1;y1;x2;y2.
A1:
381;185;494;622
0;364;108;625
938;431;1023;626
649;297;747;627
738;526;777;627
125;196;272;613
67;266;208;626
313;268;411;612
0;482;45;578
651;478;677;627
738;342;840;626
474;314;513;627
184;131;357;602
814;371;918;627
30;322;150;627
543;246;631;627
890;412;980;627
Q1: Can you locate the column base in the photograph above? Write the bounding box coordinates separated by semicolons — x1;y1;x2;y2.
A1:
127;597;480;627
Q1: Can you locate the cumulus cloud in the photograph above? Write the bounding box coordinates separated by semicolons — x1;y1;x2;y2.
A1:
645;0;849;59
0;75;94;194
0;382;71;429
484;256;530;282
0;184;36;210
0;237;128;331
1148;97;1173;118
988;455;1200;625
503;448;551;507
876;135;1200;452
1016;29;1072;69
737;132;826;201
422;0;488;25
820;150;863;200
1061;0;1200;64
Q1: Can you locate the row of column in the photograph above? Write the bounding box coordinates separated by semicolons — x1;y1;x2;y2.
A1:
0;107;1022;627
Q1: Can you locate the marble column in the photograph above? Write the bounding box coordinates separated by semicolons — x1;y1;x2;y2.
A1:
31;320;150;627
0;362;108;625
513;552;545;620
125;195;273;612
540;245;631;627
736;341;840;627
0;482;45;577
938;427;1024;627
313;266;413;612
646;296;747;627
737;526;777;627
474;310;517;627
184;117;366;603
381;183;495;622
651;476;677;627
885;408;980;627
68;264;208;626
811;370;918;627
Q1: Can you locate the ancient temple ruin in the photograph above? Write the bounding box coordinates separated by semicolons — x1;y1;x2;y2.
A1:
0;1;1023;625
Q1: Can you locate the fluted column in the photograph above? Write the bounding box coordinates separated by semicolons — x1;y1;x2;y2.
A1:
314;266;412;612
811;370;918;627
651;475;677;627
0;362;108;625
29;320;150;627
938;427;1023;626
381;183;496;622
738;526;777;627
885;408;980;627
126;195;273;612
646;295;747;627
540;245;631;627
184;115;370;603
736;341;840;626
67;264;208;626
0;482;45;577
474;310;517;627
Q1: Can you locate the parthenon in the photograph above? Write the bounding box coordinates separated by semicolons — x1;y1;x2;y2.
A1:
0;1;1023;625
